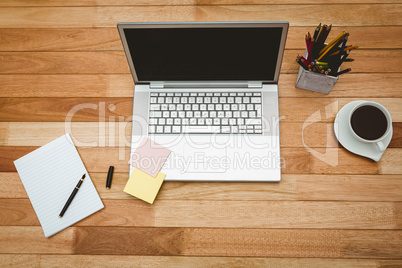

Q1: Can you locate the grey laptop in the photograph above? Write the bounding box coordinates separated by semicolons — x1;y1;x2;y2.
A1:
118;21;288;181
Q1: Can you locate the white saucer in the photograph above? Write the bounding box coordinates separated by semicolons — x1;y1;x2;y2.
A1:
334;101;393;162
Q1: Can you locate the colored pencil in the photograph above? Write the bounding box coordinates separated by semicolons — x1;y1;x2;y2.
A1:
297;23;356;76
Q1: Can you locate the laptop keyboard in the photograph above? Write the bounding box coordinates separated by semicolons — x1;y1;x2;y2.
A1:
148;92;263;134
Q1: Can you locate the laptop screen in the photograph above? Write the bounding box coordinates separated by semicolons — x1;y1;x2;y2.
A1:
122;26;284;82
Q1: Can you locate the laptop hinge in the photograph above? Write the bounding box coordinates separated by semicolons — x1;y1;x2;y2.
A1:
150;82;164;88
248;81;263;88
150;81;263;89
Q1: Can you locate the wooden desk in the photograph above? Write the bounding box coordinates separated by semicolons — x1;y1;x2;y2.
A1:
1;1;401;266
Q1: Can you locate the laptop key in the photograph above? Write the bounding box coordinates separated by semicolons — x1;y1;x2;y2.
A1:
251;97;261;103
156;126;164;133
172;126;181;133
255;104;262;116
150;104;160;110
153;111;162;117
164;126;172;133
182;125;220;133
246;118;262;125
221;126;231;133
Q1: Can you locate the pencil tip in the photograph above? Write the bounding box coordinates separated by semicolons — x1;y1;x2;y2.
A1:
59;216;62;218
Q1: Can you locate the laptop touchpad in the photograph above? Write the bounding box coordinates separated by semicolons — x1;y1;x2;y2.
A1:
181;143;228;173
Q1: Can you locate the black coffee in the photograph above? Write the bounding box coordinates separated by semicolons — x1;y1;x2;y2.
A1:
351;105;388;140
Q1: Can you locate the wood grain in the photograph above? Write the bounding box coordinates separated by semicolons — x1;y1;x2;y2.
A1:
1;73;402;98
0;226;75;254
1;50;401;74
2;172;402;201
1;199;400;229
2;255;401;268
2;146;401;174
2;226;401;258
0;97;400;123
0;5;401;28
1;0;400;6
1;27;400;52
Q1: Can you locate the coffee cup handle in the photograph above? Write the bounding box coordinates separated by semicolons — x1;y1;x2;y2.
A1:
375;141;386;153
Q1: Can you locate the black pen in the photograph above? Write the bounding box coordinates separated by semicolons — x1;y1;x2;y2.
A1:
106;166;114;189
59;173;86;218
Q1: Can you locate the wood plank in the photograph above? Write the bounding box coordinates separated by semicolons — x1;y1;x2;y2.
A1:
1;199;400;229
3;172;402;201
2;255;399;268
49;227;402;257
0;226;75;254
2;227;401;258
1;27;400;52
296;174;402;202
1;0;399;7
0;51;130;74
0;74;134;98
0;97;400;122
0;255;39;267
1;121;401;148
1;50;401;74
1;73;401;98
279;98;402;123
0;5;400;28
0;97;132;122
2;146;400;174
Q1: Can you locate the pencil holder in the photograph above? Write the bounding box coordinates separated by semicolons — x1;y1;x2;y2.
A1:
295;66;339;94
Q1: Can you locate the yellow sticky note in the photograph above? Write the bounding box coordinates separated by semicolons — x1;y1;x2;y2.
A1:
123;168;166;204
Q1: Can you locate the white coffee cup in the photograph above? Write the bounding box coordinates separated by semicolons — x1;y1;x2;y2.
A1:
348;101;392;153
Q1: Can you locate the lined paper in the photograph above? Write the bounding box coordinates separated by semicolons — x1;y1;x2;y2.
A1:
14;134;104;238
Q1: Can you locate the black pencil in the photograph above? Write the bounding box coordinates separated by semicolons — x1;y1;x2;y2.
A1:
59;174;86;218
313;23;321;40
333;68;351;76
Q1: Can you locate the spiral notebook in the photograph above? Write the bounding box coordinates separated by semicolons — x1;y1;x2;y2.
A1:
14;133;104;238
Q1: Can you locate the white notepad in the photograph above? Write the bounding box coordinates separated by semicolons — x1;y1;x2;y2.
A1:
14;133;104;238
